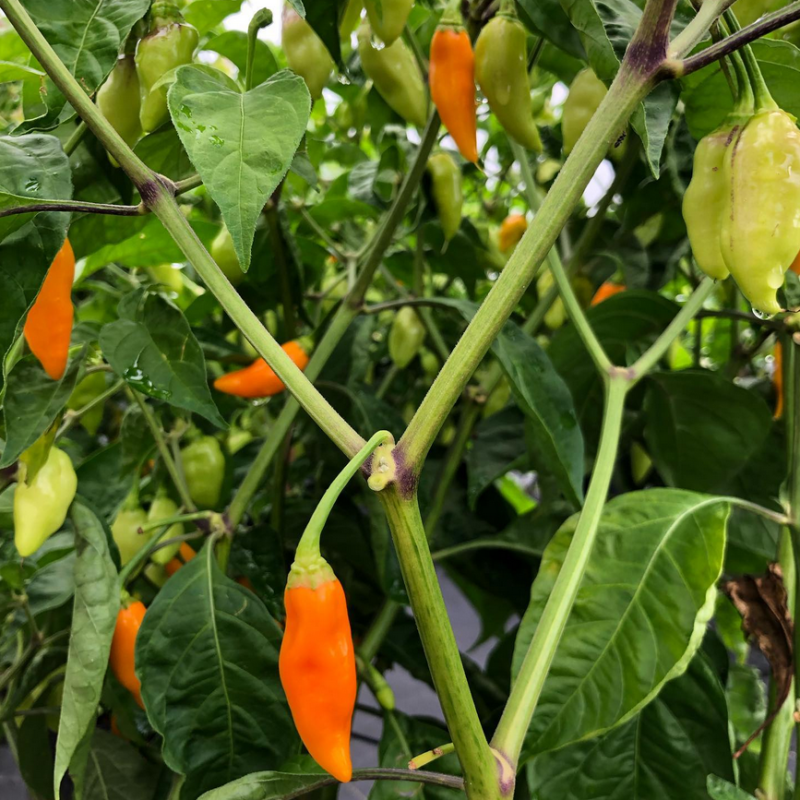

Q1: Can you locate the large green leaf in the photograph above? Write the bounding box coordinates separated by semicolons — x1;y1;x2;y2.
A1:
136;543;297;798
168;66;310;271
517;0;586;60
198;770;338;800
99;291;224;427
643;370;773;493
54;499;120;800
513;489;728;760
19;0;149;129
184;0;243;35
528;654;734;798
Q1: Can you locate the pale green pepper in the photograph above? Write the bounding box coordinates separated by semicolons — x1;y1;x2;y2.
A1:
148;489;184;565
427;153;463;242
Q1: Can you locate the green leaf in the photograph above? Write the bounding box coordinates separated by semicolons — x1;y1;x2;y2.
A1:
54;499;120;800
19;0;149;130
197;770;335;800
136;543;297;798
81;728;162;800
305;0;346;71
99;291;225;428
516;0;586;61
0;59;43;82
168;66;310;271
184;0;243;35
0;353;83;468
75;443;134;523
643;370;773;494
204;31;280;88
513;489;728;760
27;552;76;616
528;653;734;798
707;775;757;800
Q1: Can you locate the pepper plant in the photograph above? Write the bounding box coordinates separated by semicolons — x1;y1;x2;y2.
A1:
2;0;800;799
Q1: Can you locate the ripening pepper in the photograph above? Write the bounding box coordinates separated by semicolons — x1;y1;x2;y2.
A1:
165;542;197;577
135;3;199;133
147;489;183;565
429;13;478;163
474;7;542;152
499;214;527;253
774;341;783;420
111;490;149;566
14;446;77;557
181;436;225;509
67;371;107;435
214;339;311;399
388;306;426;368
364;0;413;45
110;599;146;708
210;225;246;286
591;280;626;306
358;22;428;128
24;239;74;381
562;68;626;160
97;53;142;166
282;6;334;101
427;153;463;242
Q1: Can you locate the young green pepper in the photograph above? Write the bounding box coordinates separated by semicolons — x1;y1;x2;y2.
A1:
66;372;107;436
97;52;142;166
135;2;199;133
181;436;225;509
282;6;335;101
426;153;463;242
358;21;427;128
111;490;149;566
14;446;78;557
562;68;626;160
147;489;184;565
363;0;413;45
388;306;426;368
210;224;246;286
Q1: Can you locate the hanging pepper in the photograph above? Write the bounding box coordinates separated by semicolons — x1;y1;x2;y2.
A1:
358;22;428;128
14;446;77;557
429;4;478;163
181;436;225;509
388;306;426;368
280;431;392;782
147;489;184;565
282;6;335;101
111;489;149;566
590;280;626;306
210;224;245;286
773;341;783;420
499;214;527;253
340;0;364;36
427;153;463;242
24;238;74;381
97;48;142;166
110;598;146;708
135;2;199;133
474;3;542;152
363;0;413;45
67;371;107;436
214;339;311;399
562;68;626;160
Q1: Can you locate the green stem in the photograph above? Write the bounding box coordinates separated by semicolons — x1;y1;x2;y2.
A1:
490;375;627;766
414;232;450;363
137;512;212;533
300;207;347;263
724;9;777;111
378;489;503;799
376;364;400;400
668;0;734;57
63;120;88;156
271;428;293;538
266;203;297;340
360;599;400;662
409;742;456;770
56;379;125;439
246;8;273;91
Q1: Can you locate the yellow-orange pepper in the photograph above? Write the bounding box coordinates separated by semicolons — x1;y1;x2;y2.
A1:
24;239;75;380
110;600;146;708
499;214;527;253
591;280;626;306
214;340;310;399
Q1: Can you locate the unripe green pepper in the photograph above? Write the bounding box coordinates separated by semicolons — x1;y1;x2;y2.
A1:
536;270;567;330
135;4;199;133
97;54;142;166
562;68;626;160
474;8;542;152
483;375;511;418
427;153;463;242
67;372;107;436
388;306;426;368
148;263;185;295
210;225;246;286
364;0;413;45
147;489;184;565
419;347;440;379
282;6;334;101
181;436;225;509
340;0;364;36
111;490;149;566
358;22;427;128
631;442;653;486
14;446;77;557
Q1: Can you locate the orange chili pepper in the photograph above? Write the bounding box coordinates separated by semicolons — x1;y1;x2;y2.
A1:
280;577;356;783
214;340;310;399
164;542;196;576
23;238;75;380
774;341;783;420
430;22;478;163
499;214;527;253
591;280;626;306
110;600;146;708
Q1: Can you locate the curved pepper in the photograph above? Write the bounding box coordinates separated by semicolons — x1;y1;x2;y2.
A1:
282;6;334;101
181;436;225;509
110;600;146;708
364;0;413;45
97;53;142;165
499;214;527;253
210;225;246;286
214;340;311;399
24;239;74;381
111;491;149;566
429;17;478;163
427;153;463;242
358;22;427;128
562;68;626;160
135;3;199;133
388;306;426;368
591;280;626;306
14;446;77;557
474;7;542;152
147;489;184;565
